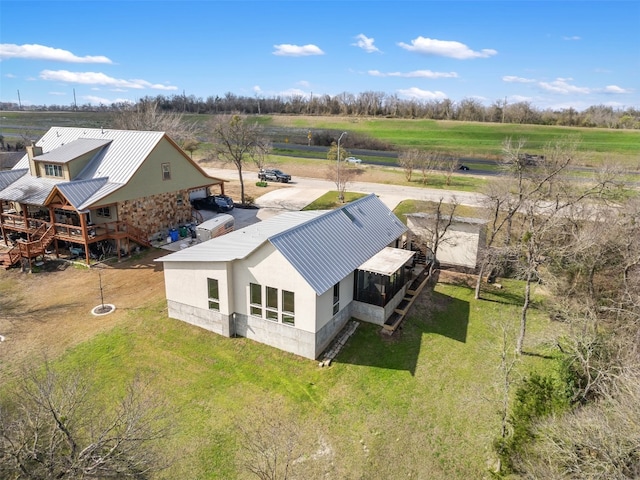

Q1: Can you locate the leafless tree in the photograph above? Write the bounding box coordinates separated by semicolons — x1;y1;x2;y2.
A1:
0;363;169;479
517;368;640;479
326;140;351;202
416;151;442;185
409;197;459;277
208;114;271;204
236;401;333;480
110;99;200;148
398;148;419;182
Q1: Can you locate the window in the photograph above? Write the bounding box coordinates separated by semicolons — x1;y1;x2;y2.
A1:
282;290;295;326
44;164;63;177
333;283;340;315
207;278;219;311
250;283;262;316
266;286;278;321
177;193;184;206
96;207;111;218
161;163;171;181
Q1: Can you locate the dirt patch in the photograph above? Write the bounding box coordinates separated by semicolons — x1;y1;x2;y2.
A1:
0;249;166;380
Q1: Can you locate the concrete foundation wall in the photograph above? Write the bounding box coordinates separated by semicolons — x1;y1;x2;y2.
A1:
234;313;317;359
315;307;351;358
167;300;232;337
350;285;409;325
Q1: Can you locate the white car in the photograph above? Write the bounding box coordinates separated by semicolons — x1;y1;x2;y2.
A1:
346;157;362;164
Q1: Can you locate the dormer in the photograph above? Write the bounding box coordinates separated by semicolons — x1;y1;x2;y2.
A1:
27;138;112;181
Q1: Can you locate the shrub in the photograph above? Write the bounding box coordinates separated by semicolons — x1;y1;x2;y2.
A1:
255;181;268;187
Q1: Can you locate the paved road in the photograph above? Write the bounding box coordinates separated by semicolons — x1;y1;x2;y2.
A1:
202;167;485;229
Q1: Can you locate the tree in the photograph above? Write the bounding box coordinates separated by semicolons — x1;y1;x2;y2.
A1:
236;400;334;480
410;197;459;277
398;148;419;182
326;140;351;202
0;363;169;479
208;114;271;205
110;98;199;148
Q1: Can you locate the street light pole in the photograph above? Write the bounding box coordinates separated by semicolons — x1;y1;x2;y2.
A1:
337;131;347;202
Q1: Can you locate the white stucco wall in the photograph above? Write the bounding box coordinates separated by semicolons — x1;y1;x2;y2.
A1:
232;243;318;333
162;261;232;314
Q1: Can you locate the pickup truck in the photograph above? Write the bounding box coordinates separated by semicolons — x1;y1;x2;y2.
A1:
258;168;292;183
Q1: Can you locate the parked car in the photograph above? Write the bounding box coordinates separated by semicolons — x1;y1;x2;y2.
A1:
458;164;470;171
258;168;291;183
191;195;234;212
346;157;362;164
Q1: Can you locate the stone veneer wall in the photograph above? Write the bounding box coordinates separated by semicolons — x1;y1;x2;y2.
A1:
118;189;193;240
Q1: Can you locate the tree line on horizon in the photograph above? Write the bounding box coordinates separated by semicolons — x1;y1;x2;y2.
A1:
1;91;638;129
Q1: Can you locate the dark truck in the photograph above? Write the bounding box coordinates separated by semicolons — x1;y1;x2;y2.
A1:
258;168;291;183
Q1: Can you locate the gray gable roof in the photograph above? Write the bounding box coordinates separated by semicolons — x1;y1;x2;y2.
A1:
159;194;407;296
34;138;112;164
270;194;406;294
5;127;175;209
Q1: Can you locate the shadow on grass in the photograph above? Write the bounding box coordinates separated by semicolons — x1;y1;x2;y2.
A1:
337;288;469;376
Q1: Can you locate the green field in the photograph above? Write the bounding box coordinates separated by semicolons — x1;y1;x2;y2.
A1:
2;111;638;167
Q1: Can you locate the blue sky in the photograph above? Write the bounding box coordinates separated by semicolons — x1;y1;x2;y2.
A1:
1;1;638;111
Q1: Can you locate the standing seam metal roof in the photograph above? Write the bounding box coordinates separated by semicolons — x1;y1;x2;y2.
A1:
269;194;407;295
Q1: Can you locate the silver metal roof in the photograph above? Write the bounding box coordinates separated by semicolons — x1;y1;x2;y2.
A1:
0;172;59;205
56;178;109;210
160;194;408;296
358;246;415;275
6;127;180;210
0;169;27;190
157;210;326;263
34;138;112;164
270;194;407;294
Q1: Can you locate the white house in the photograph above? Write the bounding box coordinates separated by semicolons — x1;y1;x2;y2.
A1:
157;194;418;359
406;213;487;271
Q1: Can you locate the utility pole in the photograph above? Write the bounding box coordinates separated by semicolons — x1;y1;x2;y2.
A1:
17;90;22;110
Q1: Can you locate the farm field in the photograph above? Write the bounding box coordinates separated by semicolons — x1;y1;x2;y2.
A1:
2;111;639;167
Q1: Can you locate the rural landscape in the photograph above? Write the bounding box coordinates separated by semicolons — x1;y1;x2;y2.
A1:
1;106;640;480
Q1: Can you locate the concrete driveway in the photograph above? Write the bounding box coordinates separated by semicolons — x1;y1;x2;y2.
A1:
202;167;486;229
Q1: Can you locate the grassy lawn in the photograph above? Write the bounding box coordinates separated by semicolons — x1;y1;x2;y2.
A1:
1;274;558;479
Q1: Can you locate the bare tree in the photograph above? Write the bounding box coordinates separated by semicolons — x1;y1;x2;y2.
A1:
0;363;169;479
398;148;419;182
326;140;351;202
236;401;333;480
110;99;199;148
517;369;640;479
208;114;271;205
416;151;441;185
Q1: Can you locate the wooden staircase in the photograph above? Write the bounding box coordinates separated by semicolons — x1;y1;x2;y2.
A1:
382;266;431;334
1;224;56;269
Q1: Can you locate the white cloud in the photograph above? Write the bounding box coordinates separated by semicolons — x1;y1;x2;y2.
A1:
538;78;591;94
39;70;178;90
369;69;457;79
510;95;534;103
397;87;448;100
503;75;536;83
4;73;17;78
602;85;632;94
279;88;309;98
272;44;324;57
562;36;581;41
48;91;66;96
253;85;262;94
0;43;112;63
352;34;381;53
82;95;112;105
297;80;311;87
397;36;497;59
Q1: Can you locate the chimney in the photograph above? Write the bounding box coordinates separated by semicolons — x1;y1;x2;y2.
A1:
26;144;43;177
